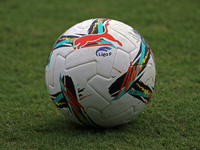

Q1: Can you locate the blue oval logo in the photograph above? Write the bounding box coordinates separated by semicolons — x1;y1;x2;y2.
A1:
96;47;112;57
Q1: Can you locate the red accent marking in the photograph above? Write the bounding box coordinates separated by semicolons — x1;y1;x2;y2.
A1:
79;94;92;100
115;62;132;99
132;66;136;80
81;43;112;48
125;64;133;91
112;67;122;73
63;89;83;110
60;77;84;109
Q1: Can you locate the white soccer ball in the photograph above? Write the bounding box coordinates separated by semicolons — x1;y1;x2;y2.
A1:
45;18;156;128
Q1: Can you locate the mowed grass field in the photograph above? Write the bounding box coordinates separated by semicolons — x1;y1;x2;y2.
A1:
0;0;199;149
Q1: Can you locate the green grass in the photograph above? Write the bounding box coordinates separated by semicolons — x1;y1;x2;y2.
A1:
0;0;199;149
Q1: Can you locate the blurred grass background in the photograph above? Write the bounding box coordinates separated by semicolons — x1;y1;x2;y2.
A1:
0;0;199;149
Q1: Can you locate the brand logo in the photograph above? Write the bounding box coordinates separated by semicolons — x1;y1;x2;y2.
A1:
73;23;122;49
96;47;112;57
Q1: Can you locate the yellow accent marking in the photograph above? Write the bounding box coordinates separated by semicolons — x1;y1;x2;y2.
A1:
91;20;99;34
142;50;149;64
56;102;66;106
136;83;151;94
59;37;72;41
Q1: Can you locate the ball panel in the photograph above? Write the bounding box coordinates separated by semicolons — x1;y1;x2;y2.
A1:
63;62;110;111
111;49;131;76
134;101;146;112
101;94;141;119
65;47;96;70
47;55;65;94
109;21;140;53
95;46;117;79
87;107;135;127
46;47;74;93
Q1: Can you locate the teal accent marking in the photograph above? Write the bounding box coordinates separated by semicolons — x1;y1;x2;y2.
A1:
54;93;64;103
59;74;65;92
111;90;126;101
134;30;145;77
139;40;145;64
134;30;145;65
128;89;149;98
98;20;103;33
98;39;116;48
54;40;73;49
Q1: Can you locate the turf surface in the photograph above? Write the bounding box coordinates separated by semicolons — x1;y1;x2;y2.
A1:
0;0;199;149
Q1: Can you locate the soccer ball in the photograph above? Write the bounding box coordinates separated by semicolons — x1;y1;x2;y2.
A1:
45;18;156;128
